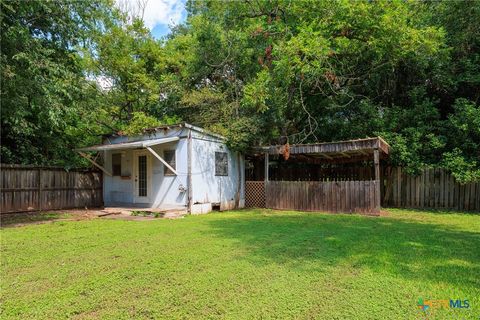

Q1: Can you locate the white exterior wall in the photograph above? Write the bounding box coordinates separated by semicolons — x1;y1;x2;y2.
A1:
101;125;244;213
190;131;245;213
103;149;134;204
150;139;189;207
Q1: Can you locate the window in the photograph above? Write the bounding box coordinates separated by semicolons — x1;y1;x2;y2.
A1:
163;150;176;175
112;153;122;176
215;152;228;176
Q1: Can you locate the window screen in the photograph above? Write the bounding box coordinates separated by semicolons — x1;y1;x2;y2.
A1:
215;152;228;176
112;153;122;176
164;150;176;175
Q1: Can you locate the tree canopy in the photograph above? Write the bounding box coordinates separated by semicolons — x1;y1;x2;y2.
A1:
1;0;479;181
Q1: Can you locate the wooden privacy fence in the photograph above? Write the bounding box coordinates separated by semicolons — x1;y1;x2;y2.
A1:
265;180;379;214
1;164;103;213
245;168;480;213
383;167;480;211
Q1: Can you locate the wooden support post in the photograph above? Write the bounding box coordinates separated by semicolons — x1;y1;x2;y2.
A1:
374;148;380;213
146;146;178;175
264;153;269;182
235;153;241;209
78;151;112;176
187;130;192;213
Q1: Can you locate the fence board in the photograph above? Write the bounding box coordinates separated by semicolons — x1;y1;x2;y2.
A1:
406;173;410;207
262;180;379;215
247;167;478;213
440;169;444;209
1;164;102;213
382;167;479;211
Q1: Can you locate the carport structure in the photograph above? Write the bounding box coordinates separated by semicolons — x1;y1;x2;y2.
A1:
245;137;390;215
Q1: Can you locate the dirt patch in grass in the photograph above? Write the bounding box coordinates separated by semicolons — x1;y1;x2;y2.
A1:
0;209;103;228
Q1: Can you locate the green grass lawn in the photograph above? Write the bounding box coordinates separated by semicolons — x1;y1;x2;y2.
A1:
1;209;479;319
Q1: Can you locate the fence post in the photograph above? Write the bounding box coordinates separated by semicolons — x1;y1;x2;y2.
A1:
38;168;42;211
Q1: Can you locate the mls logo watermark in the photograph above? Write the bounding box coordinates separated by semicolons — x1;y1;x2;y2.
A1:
417;298;470;311
450;299;470;309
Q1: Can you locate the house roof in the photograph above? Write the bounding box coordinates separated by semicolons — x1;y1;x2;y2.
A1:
79;123;225;152
143;123;225;140
103;123;225;141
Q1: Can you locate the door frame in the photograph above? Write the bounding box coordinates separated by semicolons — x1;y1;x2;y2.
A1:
132;150;152;204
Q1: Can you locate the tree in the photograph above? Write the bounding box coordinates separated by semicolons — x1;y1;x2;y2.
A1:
1;0;478;181
0;0;115;165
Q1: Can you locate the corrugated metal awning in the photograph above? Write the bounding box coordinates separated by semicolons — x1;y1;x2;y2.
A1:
76;136;180;152
251;137;390;156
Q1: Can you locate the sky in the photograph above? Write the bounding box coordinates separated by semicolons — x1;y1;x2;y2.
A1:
117;0;187;39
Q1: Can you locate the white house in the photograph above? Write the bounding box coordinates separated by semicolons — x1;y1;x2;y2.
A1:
77;123;245;214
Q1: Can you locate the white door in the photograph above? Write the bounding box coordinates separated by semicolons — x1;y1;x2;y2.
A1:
133;151;151;204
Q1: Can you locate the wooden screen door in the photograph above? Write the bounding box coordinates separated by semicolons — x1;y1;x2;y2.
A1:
133;151;151;203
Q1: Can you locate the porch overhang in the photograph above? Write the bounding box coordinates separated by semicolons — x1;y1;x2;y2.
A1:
76;136;180;176
76;136;180;152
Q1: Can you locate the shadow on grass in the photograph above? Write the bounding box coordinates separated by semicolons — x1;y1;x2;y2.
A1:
387;207;480;216
0;211;71;227
207;210;480;289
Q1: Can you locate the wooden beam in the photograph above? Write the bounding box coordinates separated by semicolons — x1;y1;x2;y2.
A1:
235;153;242;209
319;153;333;160
374;148;380;213
146;146;178;176
340;152;351;158
78;151;112;176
